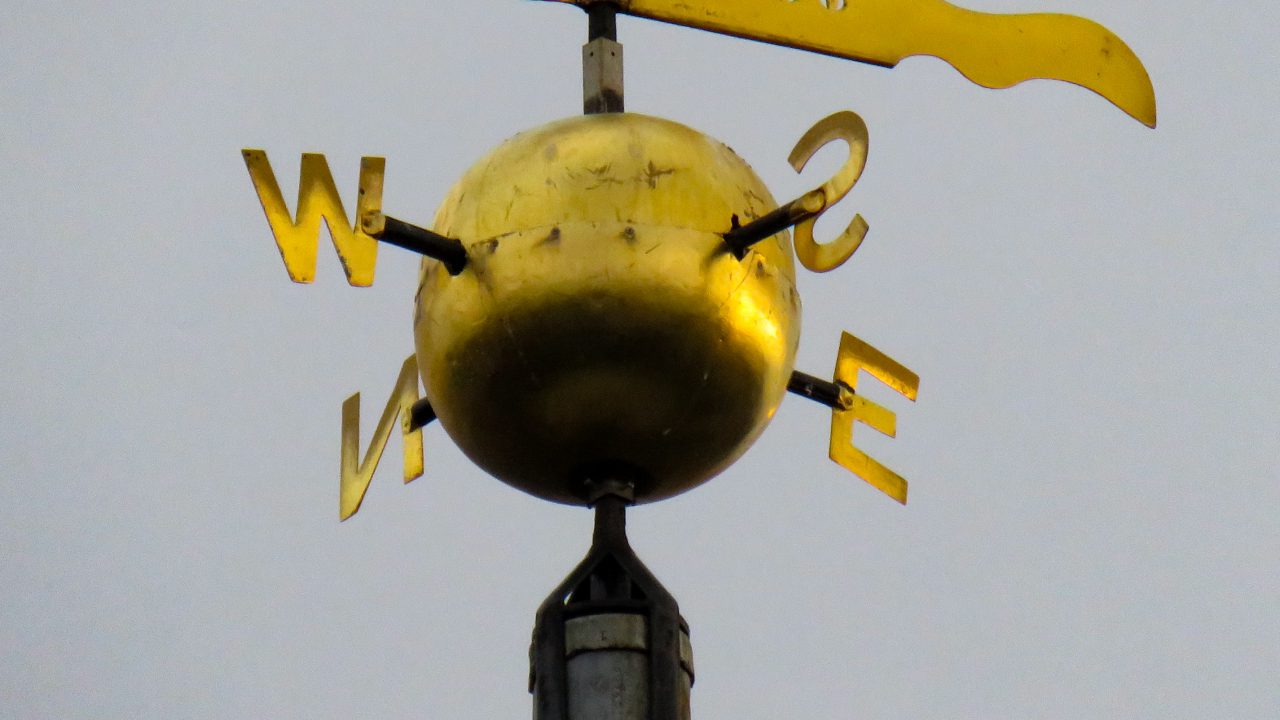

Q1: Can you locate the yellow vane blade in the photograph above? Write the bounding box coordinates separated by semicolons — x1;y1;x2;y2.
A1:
537;0;1156;127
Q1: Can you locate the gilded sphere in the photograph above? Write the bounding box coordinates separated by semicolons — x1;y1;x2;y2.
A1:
415;113;801;504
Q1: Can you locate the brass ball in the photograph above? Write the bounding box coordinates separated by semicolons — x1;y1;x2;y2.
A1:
415;113;800;504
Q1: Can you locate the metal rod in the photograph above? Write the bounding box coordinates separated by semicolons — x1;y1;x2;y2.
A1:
787;370;851;410
592;492;629;547
722;190;824;259
588;3;618;41
408;398;436;431
583;3;623;114
363;212;468;276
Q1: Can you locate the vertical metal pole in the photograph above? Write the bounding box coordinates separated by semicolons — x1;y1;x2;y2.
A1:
584;3;624;114
587;3;618;41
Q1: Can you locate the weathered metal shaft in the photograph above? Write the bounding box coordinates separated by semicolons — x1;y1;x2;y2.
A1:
584;4;623;113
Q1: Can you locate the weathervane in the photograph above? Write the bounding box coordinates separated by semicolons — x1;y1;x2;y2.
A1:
242;1;1154;717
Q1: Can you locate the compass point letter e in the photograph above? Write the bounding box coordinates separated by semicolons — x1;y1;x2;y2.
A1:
829;332;920;504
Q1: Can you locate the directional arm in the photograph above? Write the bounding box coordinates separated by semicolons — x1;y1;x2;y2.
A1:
724;192;823;260
787;369;853;411
360;211;468;276
537;0;1156;127
408;398;437;432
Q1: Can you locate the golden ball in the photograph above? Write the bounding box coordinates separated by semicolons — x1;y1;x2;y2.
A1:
415;113;800;504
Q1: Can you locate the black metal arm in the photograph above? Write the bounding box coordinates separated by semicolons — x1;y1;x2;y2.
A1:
361;212;468;276
722;190;824;259
787;369;853;410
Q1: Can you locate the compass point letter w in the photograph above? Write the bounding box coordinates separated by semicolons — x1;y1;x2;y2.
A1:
241;149;384;286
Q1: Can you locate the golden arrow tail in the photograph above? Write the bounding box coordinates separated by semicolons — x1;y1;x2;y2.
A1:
536;0;1156;127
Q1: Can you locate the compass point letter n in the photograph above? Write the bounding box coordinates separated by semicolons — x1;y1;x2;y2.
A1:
340;355;424;520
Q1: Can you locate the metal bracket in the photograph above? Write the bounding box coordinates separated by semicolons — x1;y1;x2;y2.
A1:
530;475;690;720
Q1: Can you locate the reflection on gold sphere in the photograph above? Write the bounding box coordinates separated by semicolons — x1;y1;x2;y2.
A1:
415;113;801;504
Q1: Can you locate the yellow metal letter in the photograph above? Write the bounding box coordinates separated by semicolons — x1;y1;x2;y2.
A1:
788;111;870;273
829;332;919;504
241;150;384;286
536;0;1156;127
340;354;424;520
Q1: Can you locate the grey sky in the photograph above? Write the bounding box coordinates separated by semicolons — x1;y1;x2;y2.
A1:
2;1;1277;718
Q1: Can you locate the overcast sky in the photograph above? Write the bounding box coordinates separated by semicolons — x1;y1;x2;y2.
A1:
2;1;1277;718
